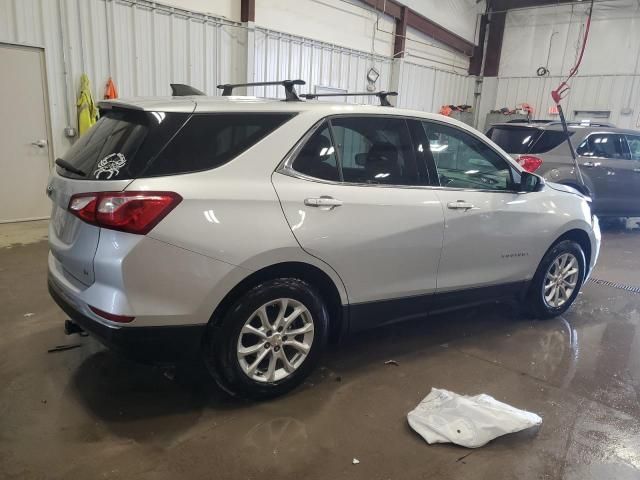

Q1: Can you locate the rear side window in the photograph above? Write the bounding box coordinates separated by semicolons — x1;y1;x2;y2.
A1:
291;122;340;181
486;127;542;154
290;117;427;186
330;117;423;185
57;111;294;180
147;113;294;177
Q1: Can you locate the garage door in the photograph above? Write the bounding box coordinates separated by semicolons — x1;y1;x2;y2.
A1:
0;44;52;223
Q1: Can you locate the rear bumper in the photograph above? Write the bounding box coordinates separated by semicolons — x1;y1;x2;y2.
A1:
48;278;205;363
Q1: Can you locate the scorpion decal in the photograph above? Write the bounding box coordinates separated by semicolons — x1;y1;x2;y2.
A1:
93;153;127;179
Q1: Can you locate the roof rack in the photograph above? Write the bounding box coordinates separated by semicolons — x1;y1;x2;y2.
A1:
547;121;616;128
216;80;305;101
506;119;553;124
503;119;616;128
302;91;398;107
170;83;206;96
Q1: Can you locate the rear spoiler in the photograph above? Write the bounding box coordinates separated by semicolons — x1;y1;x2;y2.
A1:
98;100;145;111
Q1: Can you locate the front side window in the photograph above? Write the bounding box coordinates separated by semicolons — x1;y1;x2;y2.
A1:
576;133;627;159
423;121;514;191
624;135;640;160
330;117;424;185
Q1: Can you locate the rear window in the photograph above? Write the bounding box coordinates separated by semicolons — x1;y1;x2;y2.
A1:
486;127;542;154
529;130;572;153
487;126;572;154
57;110;295;180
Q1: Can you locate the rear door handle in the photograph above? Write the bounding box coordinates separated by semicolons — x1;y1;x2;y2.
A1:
583;162;601;168
633;168;640;173
447;201;477;210
304;196;343;209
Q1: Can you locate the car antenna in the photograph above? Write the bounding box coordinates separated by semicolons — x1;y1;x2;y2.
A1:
170;84;206;96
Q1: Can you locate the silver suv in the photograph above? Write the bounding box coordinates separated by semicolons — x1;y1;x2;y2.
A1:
486;121;640;217
48;83;600;398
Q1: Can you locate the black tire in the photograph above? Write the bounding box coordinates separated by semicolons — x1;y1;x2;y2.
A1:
203;278;329;399
524;240;586;319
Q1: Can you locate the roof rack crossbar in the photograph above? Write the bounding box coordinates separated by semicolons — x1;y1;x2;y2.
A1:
302;91;398;106
216;80;305;101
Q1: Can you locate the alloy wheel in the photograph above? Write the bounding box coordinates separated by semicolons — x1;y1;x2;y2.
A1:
543;253;580;308
237;298;315;383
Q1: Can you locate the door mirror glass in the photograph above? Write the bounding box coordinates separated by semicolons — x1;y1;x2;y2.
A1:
520;171;544;192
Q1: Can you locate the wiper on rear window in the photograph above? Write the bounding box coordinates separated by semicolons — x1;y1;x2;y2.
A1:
55;158;87;177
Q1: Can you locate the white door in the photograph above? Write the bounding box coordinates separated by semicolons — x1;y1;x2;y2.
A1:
273;117;444;329
0;44;52;223
421;119;547;292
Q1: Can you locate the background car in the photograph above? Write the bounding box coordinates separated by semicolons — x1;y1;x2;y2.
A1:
486;120;640;217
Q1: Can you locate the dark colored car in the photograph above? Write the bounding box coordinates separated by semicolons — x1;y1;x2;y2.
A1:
487;121;640;217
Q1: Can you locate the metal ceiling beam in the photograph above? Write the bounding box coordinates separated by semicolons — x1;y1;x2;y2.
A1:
359;0;476;56
468;13;488;75
490;0;575;11
393;6;408;58
241;0;255;22
483;10;506;77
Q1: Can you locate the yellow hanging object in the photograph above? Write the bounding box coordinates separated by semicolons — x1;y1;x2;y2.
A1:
77;73;98;136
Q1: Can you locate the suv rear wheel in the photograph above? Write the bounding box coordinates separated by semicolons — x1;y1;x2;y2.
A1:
524;240;586;319
204;278;329;399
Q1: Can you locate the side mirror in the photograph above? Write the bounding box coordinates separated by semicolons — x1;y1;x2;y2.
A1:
520;171;545;192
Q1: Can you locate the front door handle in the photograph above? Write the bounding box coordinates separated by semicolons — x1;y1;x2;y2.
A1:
633;168;640;173
447;201;477;210
304;196;343;209
31;139;47;148
583;161;601;168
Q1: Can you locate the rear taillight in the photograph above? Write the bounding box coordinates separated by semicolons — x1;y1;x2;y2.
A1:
518;155;543;172
68;191;182;235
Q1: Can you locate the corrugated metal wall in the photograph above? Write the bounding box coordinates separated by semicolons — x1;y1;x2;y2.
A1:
0;0;478;159
253;27;393;105
397;61;475;113
0;0;243;158
495;75;640;129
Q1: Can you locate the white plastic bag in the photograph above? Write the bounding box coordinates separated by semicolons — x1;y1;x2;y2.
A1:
407;388;542;448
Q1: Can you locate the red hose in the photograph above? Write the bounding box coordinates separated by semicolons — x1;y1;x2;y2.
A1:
551;0;594;103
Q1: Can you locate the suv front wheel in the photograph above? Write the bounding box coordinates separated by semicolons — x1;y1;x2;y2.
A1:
525;240;586;319
204;278;329;399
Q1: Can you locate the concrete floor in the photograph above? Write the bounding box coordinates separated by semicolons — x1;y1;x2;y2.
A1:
1;220;639;480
